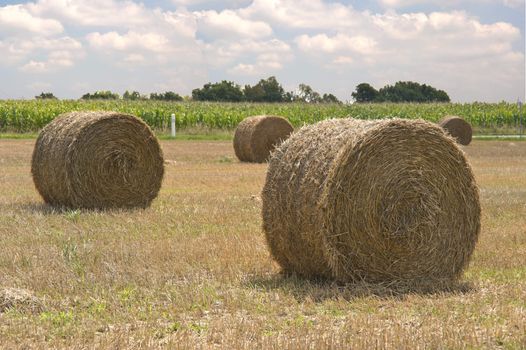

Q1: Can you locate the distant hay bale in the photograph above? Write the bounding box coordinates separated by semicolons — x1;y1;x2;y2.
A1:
0;287;42;313
262;118;480;283
31;111;164;209
439;116;472;145
233;115;293;163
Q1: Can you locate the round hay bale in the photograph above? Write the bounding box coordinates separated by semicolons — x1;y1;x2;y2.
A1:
439;116;472;145
31;111;164;209
233;115;293;163
262;118;480;283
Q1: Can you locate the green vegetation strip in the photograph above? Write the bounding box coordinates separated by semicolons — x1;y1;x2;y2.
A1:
0;100;522;134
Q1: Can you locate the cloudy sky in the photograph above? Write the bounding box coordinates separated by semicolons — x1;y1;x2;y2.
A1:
0;0;524;102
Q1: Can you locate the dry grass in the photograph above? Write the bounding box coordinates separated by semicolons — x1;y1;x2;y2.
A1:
0;139;524;349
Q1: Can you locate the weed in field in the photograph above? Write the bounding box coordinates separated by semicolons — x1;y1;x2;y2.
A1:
63;209;81;222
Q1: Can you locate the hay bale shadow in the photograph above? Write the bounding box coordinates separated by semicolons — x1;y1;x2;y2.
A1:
245;273;474;303
17;202;149;216
18;202;65;215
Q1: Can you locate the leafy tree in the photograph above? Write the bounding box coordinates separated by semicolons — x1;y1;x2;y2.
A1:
291;84;341;103
35;92;57;99
297;84;322;103
283;91;295;102
81;90;120;100
352;81;450;103
376;81;450;103
192;81;244;102
321;93;341;103
351;83;379;103
150;91;183;101
244;76;286;102
243;84;266;102
123;90;146;100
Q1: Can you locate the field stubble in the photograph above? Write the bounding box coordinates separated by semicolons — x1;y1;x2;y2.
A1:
0;140;525;349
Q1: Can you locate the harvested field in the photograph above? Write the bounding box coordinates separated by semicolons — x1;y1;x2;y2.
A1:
0;139;525;349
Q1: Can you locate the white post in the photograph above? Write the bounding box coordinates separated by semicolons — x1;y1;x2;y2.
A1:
519;100;523;139
171;113;176;138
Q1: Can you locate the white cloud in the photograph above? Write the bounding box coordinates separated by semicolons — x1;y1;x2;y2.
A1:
228;60;283;75
0;0;523;101
87;31;170;53
21;50;77;72
502;0;524;7
333;56;354;64
161;10;198;38
229;63;261;75
196;9;272;39
79;5;202;67
372;12;428;39
27;0;151;27
0;4;63;36
22;36;82;52
292;7;523;101
204;38;292;70
239;0;363;29
228;51;287;75
379;0;525;8
296;34;377;55
172;0;252;8
28;81;52;90
379;0;426;7
1;36;83;71
124;54;145;63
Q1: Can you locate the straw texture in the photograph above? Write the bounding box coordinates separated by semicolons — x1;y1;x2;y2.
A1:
439;116;472;145
0;287;42;313
233;115;293;163
31;111;164;209
262;118;480;283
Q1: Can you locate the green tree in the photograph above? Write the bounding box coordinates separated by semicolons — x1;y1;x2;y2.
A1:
351;83;379;103
35;92;57;99
192;81;244;102
283;91;295;102
321;93;341;103
81;91;119;100
150;91;183;101
243;84;266;102
123;90;144;100
297;84;322;103
377;81;450;103
244;76;286;102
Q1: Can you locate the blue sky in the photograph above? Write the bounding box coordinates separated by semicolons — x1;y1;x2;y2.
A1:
0;0;524;102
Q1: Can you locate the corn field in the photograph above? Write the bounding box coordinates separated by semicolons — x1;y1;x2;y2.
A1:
0;100;521;134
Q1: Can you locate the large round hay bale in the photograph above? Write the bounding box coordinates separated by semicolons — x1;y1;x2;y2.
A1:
31;111;164;209
262;118;480;283
233;115;293;163
439;116;472;145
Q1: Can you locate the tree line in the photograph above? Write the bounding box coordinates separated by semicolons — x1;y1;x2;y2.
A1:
351;82;450;103
35;77;450;103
